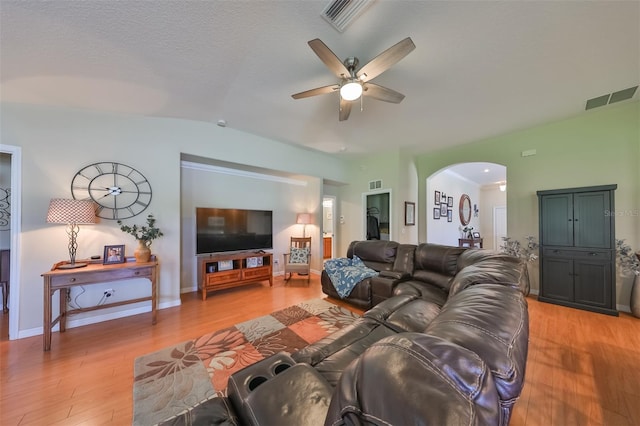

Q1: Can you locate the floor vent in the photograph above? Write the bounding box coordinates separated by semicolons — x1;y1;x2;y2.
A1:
369;179;382;190
321;0;376;32
586;85;638;110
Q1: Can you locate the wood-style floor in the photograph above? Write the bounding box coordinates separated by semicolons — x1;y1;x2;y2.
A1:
1;275;639;425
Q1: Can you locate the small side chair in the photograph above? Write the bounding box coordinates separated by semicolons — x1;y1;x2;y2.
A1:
283;237;311;283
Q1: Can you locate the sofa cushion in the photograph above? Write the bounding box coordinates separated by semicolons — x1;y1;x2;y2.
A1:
410;244;467;291
292;318;398;386
347;240;399;271
449;255;528;297
393;280;449;306
424;283;529;415
324;333;501;426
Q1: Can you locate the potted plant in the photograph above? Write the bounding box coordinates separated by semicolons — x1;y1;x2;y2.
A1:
118;214;163;263
615;239;640;318
500;236;539;296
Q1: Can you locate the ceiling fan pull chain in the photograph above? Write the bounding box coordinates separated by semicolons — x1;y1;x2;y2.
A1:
360;95;363;112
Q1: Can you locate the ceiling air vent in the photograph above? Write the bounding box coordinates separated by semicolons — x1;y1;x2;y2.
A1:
585;85;638;110
321;0;376;32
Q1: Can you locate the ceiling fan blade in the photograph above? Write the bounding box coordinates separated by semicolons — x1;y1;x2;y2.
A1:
357;37;415;82
362;83;405;103
292;84;339;99
308;39;351;79
339;97;352;121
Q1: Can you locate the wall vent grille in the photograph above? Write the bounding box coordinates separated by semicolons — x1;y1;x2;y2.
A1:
585;85;638;110
321;0;376;32
369;179;382;190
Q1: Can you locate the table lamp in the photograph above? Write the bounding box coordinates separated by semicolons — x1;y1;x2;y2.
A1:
46;198;97;269
296;213;312;238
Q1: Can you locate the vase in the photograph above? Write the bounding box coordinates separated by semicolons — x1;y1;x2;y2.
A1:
134;240;151;263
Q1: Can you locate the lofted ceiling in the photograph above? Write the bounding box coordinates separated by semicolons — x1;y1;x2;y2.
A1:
1;1;638;159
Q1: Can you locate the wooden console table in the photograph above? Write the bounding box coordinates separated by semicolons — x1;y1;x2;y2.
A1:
459;238;483;248
41;257;158;351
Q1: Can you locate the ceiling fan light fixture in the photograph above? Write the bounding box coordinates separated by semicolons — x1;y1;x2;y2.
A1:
340;80;362;101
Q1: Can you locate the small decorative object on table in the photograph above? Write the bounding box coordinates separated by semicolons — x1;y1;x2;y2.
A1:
615;239;640;318
118;214;163;263
103;244;125;264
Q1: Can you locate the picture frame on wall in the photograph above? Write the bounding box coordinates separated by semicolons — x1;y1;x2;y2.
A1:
440;203;447;216
434;191;441;205
447;196;453;207
405;201;416;226
103;244;125;264
447;209;453;222
433;207;441;219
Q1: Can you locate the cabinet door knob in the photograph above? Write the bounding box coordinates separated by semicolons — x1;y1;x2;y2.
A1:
589;252;598;256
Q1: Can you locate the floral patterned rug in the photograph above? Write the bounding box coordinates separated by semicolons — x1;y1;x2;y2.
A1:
132;298;359;425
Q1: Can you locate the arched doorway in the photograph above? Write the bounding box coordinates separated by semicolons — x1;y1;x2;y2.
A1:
426;162;506;250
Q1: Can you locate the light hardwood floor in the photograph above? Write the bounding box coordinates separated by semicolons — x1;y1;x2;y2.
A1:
1;275;639;425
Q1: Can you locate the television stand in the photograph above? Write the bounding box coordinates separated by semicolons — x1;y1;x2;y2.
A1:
199;251;273;300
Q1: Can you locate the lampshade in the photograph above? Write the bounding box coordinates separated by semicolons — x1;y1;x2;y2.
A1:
296;213;312;225
47;198;97;224
340;80;363;101
47;198;97;269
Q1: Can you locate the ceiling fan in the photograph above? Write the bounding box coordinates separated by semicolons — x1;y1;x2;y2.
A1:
292;37;415;121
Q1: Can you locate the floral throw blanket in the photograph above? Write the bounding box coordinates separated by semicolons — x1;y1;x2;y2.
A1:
324;256;379;298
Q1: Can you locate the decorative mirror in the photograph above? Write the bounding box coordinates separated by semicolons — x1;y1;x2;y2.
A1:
459;194;471;225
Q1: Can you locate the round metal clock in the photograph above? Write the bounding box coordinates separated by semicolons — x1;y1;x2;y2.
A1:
71;162;152;220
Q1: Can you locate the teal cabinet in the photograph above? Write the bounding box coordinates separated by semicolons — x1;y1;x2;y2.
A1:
537;185;617;316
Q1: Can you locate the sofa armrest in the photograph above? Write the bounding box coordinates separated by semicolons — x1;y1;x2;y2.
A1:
379;270;411;280
371;273;410;306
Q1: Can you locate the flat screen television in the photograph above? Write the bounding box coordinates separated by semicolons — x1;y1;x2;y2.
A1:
196;208;273;254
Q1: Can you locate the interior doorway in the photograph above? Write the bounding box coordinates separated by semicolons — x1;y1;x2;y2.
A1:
322;196;336;260
0;144;21;341
364;190;391;241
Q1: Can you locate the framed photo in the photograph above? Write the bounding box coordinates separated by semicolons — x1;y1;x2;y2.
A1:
434;191;441;205
447;209;453;222
218;260;233;271
103;244;125;264
404;202;415;226
447;196;453;207
440;203;447;216
433;207;441;219
473;231;481;239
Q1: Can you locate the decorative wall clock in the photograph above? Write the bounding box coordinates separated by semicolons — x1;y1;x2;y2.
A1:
71;162;152;220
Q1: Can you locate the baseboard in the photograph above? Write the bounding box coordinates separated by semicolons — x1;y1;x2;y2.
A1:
16;298;181;340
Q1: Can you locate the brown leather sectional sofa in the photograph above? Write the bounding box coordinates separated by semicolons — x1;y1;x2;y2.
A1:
167;241;530;426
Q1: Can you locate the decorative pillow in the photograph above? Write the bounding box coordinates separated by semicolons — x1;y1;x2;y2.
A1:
289;247;310;264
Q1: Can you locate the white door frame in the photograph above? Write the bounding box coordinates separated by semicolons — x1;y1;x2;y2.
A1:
362;189;392;241
0;144;22;340
322;195;337;259
493;205;507;250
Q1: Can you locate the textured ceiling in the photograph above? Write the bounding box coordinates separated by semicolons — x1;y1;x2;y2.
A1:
1;1;638;159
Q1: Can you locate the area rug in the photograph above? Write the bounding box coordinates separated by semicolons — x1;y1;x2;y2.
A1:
133;298;360;425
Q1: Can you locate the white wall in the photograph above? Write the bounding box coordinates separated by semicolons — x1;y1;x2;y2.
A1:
426;170;480;246
1;102;348;338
